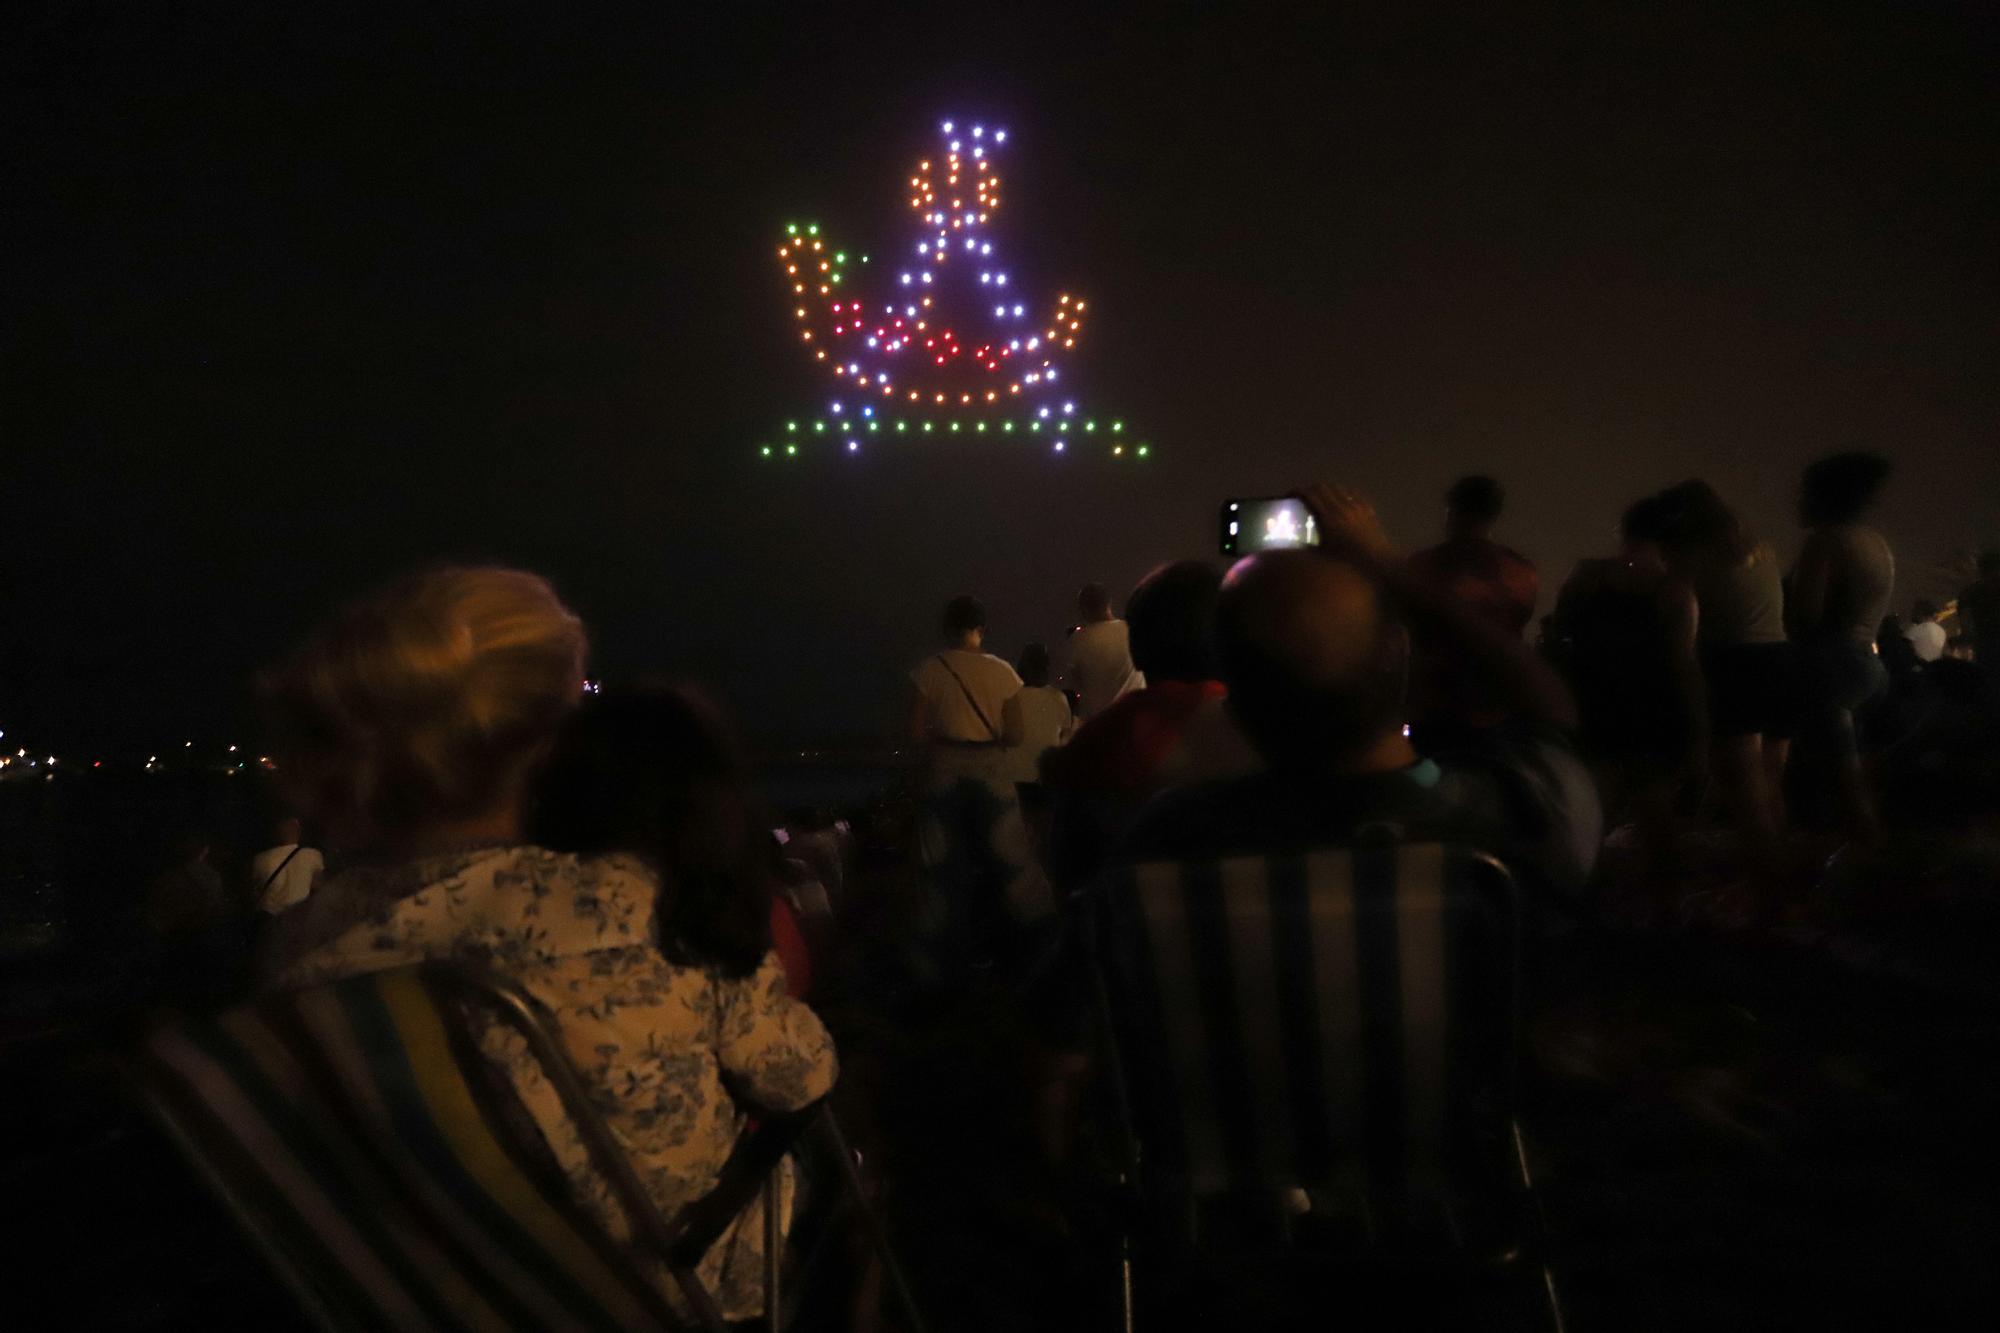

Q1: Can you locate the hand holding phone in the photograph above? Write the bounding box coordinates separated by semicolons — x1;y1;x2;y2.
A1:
1219;496;1320;556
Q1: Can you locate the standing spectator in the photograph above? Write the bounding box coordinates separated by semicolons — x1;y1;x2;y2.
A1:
1658;480;1794;868
1788;452;1896;845
1951;550;2000;667
248;814;324;914
1406;474;1541;739
1547;495;1704;863
1001;642;1073;786
1062;582;1141;719
1904;599;1947;664
908;595;1048;963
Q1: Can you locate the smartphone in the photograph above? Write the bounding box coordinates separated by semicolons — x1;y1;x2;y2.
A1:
1220;496;1320;556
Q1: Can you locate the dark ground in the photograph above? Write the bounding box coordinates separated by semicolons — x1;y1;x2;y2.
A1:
3;773;1999;1330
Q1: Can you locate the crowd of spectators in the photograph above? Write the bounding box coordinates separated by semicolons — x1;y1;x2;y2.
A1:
127;449;2000;1325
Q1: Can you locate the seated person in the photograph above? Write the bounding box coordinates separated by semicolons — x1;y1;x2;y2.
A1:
259;568;834;1322
1119;488;1600;904
1043;560;1260;888
1002;642;1075;787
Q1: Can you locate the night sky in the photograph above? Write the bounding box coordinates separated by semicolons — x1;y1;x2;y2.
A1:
7;5;1995;756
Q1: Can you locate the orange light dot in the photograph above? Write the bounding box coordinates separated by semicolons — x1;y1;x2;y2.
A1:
1064;338;1074;348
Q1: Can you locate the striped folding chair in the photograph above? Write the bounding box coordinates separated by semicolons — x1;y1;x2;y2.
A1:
1091;840;1562;1329
130;959;816;1332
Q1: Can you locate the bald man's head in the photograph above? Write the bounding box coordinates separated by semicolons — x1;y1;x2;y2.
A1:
1217;550;1409;770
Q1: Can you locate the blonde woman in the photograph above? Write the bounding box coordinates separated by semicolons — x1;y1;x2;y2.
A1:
258;567;834;1321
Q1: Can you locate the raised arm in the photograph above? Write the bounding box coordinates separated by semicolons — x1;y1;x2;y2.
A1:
1298;483;1579;732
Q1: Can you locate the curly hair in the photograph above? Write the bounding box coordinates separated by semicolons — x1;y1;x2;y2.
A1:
259;567;587;844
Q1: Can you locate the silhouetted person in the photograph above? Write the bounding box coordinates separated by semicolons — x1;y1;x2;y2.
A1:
1002;642;1073;786
1658;479;1795;871
1789;452;1895;844
1406;474;1541;741
1044;560;1259;886
1062;582;1141;719
1121;487;1598;903
145;831;251;1005
1548;494;1704;867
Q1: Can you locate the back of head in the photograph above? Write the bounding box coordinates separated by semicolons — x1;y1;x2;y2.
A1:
272;814;303;847
1077;582;1113;621
531;682;771;977
1017;641;1052;688
1657;479;1755;567
942;594;986;642
1913;597;1940;622
1619;493;1674;550
1125;560;1223;683
1445;475;1505;536
1217;550;1407;771
260;566;586;848
1799;451;1891;527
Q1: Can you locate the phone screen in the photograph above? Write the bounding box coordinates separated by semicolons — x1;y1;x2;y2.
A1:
1220;497;1320;556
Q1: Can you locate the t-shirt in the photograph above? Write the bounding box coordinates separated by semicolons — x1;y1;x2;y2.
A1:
1116;722;1601;902
251;842;326;914
1064;619;1143;718
911;649;1022;743
1904;619;1947;663
1001;685;1074;784
1696;547;1786;646
1406;537;1541;728
1797;524;1895;645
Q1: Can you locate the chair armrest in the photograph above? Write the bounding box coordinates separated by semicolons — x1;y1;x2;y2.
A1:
662;1102;824;1270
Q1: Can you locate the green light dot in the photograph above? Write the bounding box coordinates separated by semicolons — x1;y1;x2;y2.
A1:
1112;421;1124;432
860;254;869;262
949;421;960;432
786;421;798;432
814;421;826;432
922;421;933;432
786;224;798;236
1003;421;1013;432
760;445;772;457
1084;420;1096;431
830;273;841;284
1137;445;1150;457
807;224;818;235
868;421;879;432
786;444;798;455
976;421;986;431
1029;421;1040;432
897;421;907;432
834;252;846;263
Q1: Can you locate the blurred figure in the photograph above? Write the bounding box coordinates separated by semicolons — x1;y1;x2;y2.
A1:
1904;598;1947;664
1955;550;2000;667
530;682;811;998
145;832;231;940
908;595;1049;965
1002;642;1073;787
1547;495;1704;868
1062;582;1142;719
1658;480;1795;869
1043;560;1259;887
1122;488;1599;905
1406;474;1541;740
261;568;832;1321
1788;452;1895;844
248;813;324;914
145;830;252;1005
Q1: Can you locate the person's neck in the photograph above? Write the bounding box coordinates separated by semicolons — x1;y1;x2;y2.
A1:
398;805;523;860
948;636;980;652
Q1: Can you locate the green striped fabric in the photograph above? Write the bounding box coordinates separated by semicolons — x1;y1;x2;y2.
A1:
137;966;694;1332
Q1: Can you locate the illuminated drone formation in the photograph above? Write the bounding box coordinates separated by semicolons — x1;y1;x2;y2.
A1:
763;119;1146;460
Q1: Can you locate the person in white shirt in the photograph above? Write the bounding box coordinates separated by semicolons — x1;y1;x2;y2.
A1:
1063;582;1143;719
1904;598;1947;663
1002;642;1073;785
249;814;325;914
907;595;1049;962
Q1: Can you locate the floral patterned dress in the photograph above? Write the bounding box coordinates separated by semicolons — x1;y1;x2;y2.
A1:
261;845;837;1320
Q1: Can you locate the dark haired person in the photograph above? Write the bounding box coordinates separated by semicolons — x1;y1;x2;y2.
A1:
1002;641;1073;786
1043;561;1260;886
1122;488;1598;904
1062;582;1141;720
260;569;832;1322
907;595;1047;963
1788;452;1895;844
1657;479;1795;866
1547;495;1704;868
1406;474;1541;740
